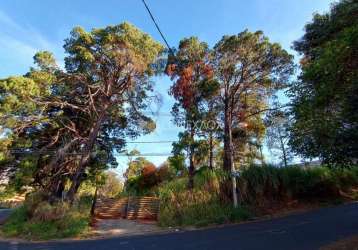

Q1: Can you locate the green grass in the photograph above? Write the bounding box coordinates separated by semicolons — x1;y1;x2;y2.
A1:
158;168;251;227
1;196;91;240
157;165;358;227
238;165;358;204
159;197;251;227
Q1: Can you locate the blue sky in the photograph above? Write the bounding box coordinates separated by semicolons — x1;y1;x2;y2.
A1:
0;0;332;176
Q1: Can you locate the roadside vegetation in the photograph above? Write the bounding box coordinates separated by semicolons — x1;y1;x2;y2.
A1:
157;168;251;227
137;165;357;227
1;194;91;240
0;0;356;240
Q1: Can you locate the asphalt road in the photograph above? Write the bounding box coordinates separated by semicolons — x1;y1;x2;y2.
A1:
0;209;13;225
0;202;357;250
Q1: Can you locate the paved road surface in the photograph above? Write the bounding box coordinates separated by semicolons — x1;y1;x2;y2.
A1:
0;209;13;225
0;203;357;250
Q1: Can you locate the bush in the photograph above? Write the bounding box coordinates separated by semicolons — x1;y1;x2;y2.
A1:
24;191;48;216
32;201;69;222
126;163;178;195
1;194;91;240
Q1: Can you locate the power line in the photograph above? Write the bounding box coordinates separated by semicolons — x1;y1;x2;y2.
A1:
141;0;174;55
116;153;172;157
126;140;175;144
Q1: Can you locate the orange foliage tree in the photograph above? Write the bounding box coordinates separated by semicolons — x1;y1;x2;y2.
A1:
166;37;214;188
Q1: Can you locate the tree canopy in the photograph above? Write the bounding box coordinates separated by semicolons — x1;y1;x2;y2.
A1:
0;22;163;201
289;0;358;165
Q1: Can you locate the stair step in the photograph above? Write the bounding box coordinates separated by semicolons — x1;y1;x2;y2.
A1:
94;197;160;221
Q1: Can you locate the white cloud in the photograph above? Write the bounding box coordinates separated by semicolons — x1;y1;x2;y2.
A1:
0;9;23;30
0;9;63;76
0;33;37;58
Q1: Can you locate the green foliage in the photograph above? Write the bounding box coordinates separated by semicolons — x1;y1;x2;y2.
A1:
212;29;294;173
168;154;186;175
264;104;292;167
125;162;175;195
0;22;164;199
0;187;16;202
32;51;58;72
167;36;216;188
1;206;28;237
1;195;91;240
289;0;358;165
158;164;354;225
171;132;210;169
158;168;250;227
238;165;358;205
159;198;250;227
98;171;123;198
124;156;153;180
32;201;69;221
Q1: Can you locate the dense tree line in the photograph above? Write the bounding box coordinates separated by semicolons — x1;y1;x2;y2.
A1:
289;0;358;165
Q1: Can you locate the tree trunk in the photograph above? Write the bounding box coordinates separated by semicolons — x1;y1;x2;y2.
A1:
278;127;288;168
222;99;238;207
259;144;265;165
209;132;214;170
66;112;107;202
188;124;195;189
48;179;65;203
223;101;233;172
90;186;98;216
280;137;288;168
45;139;79;200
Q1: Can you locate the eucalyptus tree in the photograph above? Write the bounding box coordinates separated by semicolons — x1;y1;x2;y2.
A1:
212;31;294;204
0;22;164;201
265;108;292;167
166;37;214;188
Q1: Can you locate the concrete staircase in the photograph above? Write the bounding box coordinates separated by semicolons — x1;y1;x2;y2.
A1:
94;197;128;219
126;196;160;220
94;196;160;220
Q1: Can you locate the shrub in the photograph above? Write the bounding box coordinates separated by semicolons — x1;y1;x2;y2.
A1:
1;195;91;240
24;191;48;216
126;163;178;195
32;201;69;222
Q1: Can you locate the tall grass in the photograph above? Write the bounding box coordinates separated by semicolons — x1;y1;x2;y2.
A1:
157;165;358;227
158;168;250;227
238;165;358;206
